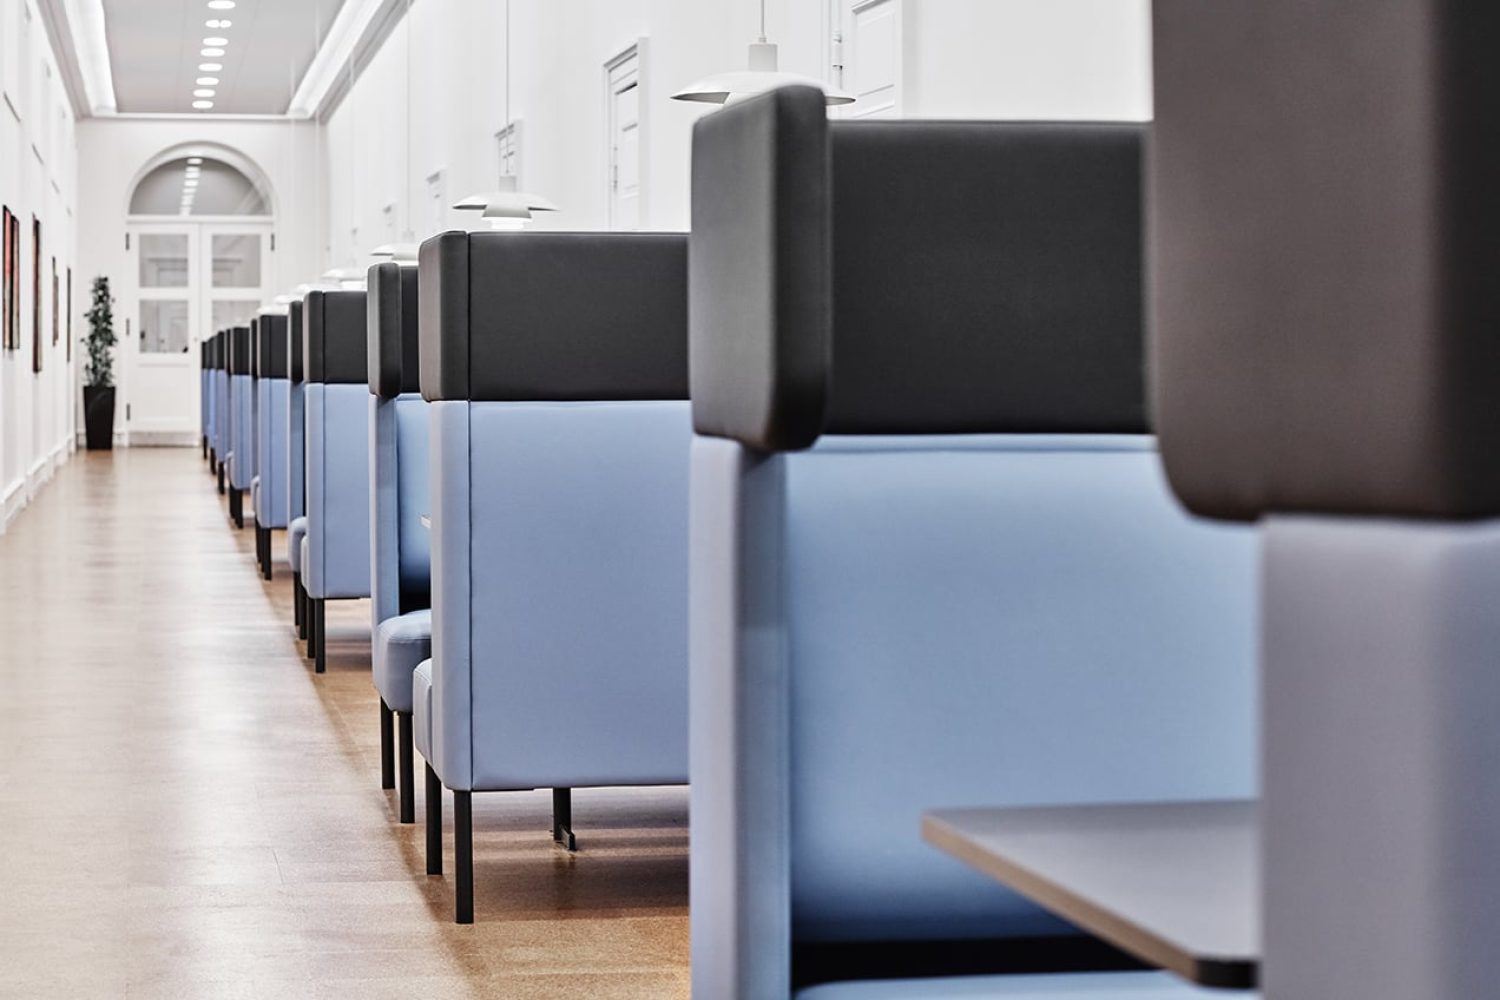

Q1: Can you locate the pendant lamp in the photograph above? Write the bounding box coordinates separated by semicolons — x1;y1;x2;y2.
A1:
673;0;853;105
453;0;558;230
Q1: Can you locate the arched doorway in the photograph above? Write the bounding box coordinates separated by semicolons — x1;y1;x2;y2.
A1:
123;147;274;445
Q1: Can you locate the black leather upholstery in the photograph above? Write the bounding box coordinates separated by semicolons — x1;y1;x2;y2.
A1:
229;326;251;376
1151;1;1500;521
368;262;421;398
689;86;1146;452
418;231;688;403
289;301;304;384
304;289;369;385
256;313;289;379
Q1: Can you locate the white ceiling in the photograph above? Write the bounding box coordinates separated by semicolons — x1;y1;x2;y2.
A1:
102;0;346;114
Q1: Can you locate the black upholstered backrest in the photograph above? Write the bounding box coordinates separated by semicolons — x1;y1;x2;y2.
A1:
418;231;688;403
289;300;304;384
368;262;421;398
1151;1;1500;522
250;318;260;378
208;332;219;370
689;85;1146;452
256;313;289;379
303;289;369;385
229;326;251;376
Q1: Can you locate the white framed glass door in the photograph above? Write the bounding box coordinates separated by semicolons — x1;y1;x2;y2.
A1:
124;218;269;444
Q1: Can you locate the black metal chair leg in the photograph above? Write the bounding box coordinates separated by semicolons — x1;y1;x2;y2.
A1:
379;701;395;790
313;599;326;674
217;462;225;494
426;764;443;875
229;488;243;528
552;788;577;851
455;790;473;924
398;712;414;824
293;572;304;632
259;527;272;580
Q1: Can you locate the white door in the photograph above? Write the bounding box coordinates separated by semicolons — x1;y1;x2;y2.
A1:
125;221;267;445
607;47;643;231
834;0;903;119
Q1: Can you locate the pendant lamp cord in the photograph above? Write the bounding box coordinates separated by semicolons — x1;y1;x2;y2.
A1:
504;0;512;134
759;0;767;43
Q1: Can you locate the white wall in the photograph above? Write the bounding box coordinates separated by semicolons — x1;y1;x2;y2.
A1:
74;117;324;442
322;0;1152;267
1;0;80;531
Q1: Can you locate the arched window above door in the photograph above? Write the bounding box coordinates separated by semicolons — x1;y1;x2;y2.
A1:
129;157;270;217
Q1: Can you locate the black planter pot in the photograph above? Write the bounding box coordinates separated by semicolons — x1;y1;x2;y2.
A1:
83;385;116;451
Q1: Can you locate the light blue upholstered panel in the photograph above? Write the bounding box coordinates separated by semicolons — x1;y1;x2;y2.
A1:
373;609;432;715
200;371;209;437
255;378;289;529
798;972;1245;999
215;371;230;460
205;371;217;451
370;393;431;629
304;382;372;600
784;435;1257;941
413;658;434;763
428;401;472;789
395;395;431;596
432;401;692;793
371;396;400;626
229;374;254;489
689;435;1260;995
287;381;305;520
287;516;307;573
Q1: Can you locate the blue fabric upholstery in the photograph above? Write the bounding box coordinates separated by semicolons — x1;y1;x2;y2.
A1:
427;399;691;792
200;367;209;441
797;972;1246;999
255;378;290;529
215;370;230;464
205;367;217;453
373;609;432;715
304;382;372;600
287;380;305;521
690;434;1258;995
412;658;433;763
287;516;307;573
370;393;431;626
228;373;254;490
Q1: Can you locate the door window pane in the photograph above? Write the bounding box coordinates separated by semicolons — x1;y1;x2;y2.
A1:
211;299;258;331
139;234;188;287
140;300;189;354
212;234;261;288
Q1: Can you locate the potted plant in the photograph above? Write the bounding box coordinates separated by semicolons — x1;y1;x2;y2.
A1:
82;275;117;451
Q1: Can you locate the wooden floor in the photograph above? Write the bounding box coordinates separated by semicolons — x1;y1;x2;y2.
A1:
0;449;689;999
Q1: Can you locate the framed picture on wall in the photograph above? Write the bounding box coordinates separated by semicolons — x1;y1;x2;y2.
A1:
51;256;59;345
1;206;13;351
8;212;19;351
66;266;72;360
32;215;42;374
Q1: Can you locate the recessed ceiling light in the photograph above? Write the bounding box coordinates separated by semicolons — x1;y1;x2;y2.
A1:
200;47;225;57
206;19;232;28
195;76;219;86
193;89;216;98
198;62;222;72
192;100;214;109
203;37;228;46
187;157;203;165
207;0;236;9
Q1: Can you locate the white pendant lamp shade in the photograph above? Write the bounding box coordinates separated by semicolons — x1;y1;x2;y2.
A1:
673;40;854;106
320;266;368;289
453;176;559;231
370;243;420;265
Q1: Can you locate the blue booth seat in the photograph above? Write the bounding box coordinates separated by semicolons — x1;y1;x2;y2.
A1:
225;324;254;528
205;332;223;478
417;228;690;922
252;309;290;580
302;288;371;673
286;298;309;638
200;340;211;461
215;331;232;496
688;87;1258;998
367;260;431;823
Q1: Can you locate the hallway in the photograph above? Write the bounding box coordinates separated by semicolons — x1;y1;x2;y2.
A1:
0;450;689;999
